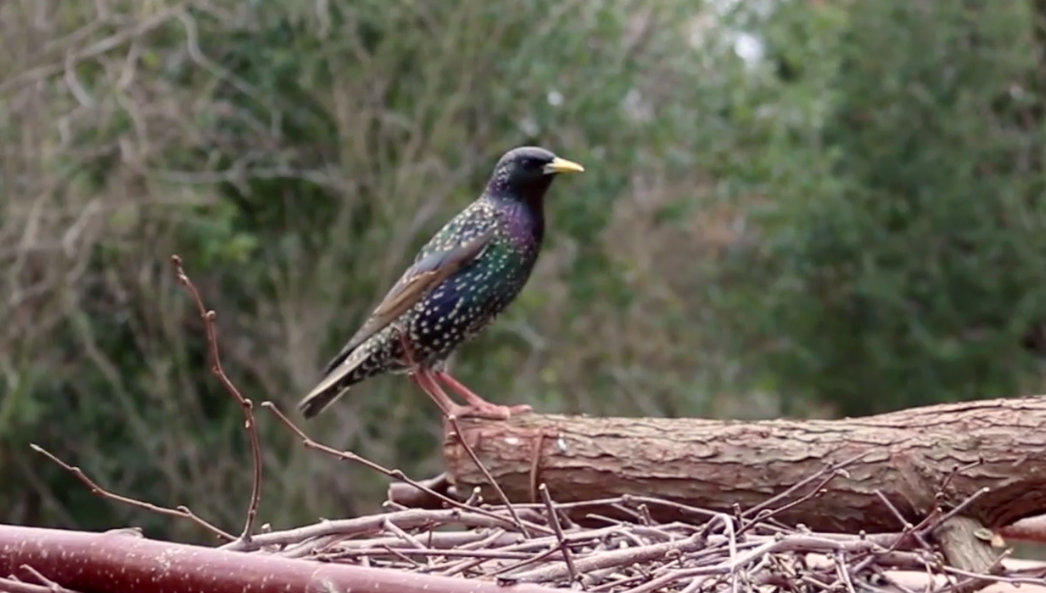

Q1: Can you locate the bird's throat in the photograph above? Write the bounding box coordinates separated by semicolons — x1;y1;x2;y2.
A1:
493;194;545;250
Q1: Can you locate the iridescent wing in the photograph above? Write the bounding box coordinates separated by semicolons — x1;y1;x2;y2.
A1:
321;228;495;374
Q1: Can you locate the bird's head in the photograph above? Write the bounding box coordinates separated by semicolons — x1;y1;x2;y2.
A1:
486;146;584;201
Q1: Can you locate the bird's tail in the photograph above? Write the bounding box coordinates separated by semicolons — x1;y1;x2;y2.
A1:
296;349;371;419
297;384;349;419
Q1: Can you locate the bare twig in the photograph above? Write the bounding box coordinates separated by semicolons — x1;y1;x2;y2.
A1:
939;459;985;495
538;484;583;589
29;443;233;541
918;487;992;541
445;413;532;538
0;564;82;593
876;490;933;550
171;255;264;547
259;402;553;541
735;469;834;538
0;576;81;593
740;451;870;521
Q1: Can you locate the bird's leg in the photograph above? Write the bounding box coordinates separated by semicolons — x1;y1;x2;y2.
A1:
415;371;490;419
393;324;420;378
433;370;532;419
393;325;450;413
393;326;485;418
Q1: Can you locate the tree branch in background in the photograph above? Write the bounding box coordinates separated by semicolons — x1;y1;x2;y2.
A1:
171;255;264;547
441;401;1046;534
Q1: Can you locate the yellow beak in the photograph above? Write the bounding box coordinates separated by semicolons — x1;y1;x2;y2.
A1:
543;156;585;175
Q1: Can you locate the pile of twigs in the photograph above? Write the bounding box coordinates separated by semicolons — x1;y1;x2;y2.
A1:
209;489;1044;593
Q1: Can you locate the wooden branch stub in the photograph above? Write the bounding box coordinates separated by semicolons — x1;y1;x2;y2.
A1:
935;516;1006;593
441;397;1046;533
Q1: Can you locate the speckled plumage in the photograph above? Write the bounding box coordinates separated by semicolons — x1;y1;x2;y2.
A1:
297;146;584;419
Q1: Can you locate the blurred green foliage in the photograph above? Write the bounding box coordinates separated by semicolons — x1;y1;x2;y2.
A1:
2;0;1046;542
720;1;1046;416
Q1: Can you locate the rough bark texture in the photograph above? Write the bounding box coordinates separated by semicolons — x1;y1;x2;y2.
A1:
442;397;1046;533
0;525;563;593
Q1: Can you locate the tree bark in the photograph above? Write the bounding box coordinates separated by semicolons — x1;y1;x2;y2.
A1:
441;397;1046;533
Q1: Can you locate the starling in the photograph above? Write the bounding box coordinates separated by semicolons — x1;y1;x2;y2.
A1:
297;146;585;420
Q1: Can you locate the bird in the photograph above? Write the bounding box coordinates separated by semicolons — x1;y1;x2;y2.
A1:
296;146;585;420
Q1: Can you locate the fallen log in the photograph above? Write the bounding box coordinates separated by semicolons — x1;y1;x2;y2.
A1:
441;396;1046;533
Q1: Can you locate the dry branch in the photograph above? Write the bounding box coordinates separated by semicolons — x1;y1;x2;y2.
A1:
28;443;233;541
0;525;562;593
172;255;264;546
441;401;1046;533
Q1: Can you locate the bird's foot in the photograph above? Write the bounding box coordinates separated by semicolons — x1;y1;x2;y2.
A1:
444;401;533;420
432;371;532;420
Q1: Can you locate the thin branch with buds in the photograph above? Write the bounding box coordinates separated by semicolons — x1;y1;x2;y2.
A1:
171;255;264;548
